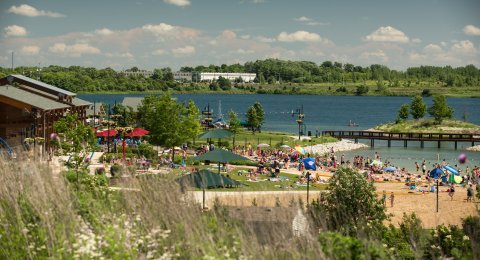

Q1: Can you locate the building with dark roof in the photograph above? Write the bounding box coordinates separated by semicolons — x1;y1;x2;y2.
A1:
0;74;91;150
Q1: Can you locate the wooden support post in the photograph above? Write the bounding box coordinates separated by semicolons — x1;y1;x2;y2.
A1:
388;140;391;147
404;140;407;148
370;139;374;147
420;141;424;148
354;138;358;144
454;141;457;150
437;141;441;149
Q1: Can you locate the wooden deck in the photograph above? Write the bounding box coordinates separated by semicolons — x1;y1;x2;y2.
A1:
322;130;479;149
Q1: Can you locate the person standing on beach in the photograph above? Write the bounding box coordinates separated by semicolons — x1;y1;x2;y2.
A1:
415;162;420;173
467;185;473;202
382;190;387;206
448;184;455;201
422;162;426;175
389;192;395;207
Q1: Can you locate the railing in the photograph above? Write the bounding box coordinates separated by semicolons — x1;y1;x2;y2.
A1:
322;130;479;142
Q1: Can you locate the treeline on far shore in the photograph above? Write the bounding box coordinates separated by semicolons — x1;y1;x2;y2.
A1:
1;59;479;96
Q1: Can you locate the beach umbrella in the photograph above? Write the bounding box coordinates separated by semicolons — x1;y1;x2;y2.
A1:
176;169;241;189
303;158;317;171
125;127;149;137
294;145;305;155
279;144;291;149
384;166;396;172
197;129;233;139
96;129;117;137
443;165;459;175
257;143;270;148
429;168;444;179
370;160;383;166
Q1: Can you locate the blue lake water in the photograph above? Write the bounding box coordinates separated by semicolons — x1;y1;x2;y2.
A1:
78;93;480;171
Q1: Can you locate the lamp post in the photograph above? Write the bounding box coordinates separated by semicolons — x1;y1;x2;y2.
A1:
306;171;311;206
292;105;305;140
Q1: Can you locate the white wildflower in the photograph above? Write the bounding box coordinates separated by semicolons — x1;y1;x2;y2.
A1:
446;234;452;239
463;235;470;241
22;228;29;234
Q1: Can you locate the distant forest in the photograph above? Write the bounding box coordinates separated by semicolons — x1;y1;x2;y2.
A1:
0;59;479;93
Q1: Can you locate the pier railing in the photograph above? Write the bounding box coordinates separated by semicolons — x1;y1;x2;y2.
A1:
322;130;479;149
322;130;479;142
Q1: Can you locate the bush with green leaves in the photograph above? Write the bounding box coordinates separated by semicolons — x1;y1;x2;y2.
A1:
309;167;387;236
318;232;391;259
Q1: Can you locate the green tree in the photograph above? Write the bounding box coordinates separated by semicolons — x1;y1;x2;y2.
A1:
246;106;259;134
355;85;369;96
217;76;232;90
138;94;200;160
252;102;265;132
310;167;387;236
410;95;426;119
53;113;95;183
428;95;454;124
397;104;409;122
228;110;241;147
111;103;137;127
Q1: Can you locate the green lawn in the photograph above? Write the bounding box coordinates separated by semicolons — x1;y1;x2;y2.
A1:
193;129;338;148
171;166;327;192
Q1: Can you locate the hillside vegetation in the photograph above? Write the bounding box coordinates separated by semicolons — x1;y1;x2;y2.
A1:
374;119;480;134
1;59;480;97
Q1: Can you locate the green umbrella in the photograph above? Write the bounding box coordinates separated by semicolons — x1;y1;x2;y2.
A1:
193;148;249;163
197;129;233;139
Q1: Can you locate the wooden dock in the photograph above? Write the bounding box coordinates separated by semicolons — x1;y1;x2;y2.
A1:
322;130;479;149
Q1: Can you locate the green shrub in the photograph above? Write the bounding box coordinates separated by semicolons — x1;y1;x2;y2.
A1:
110;164;123;177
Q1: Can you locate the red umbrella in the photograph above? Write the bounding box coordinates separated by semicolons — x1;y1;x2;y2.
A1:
96;129;118;137
125;128;150;137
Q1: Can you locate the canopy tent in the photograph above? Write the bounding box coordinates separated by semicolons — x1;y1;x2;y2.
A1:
279;144;291;149
96;129;118;137
193;149;250;164
125;127;150;137
176;169;242;189
257;143;270;148
197;129;233;139
429;168;444;179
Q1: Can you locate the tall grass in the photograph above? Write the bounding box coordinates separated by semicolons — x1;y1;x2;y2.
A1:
0;153;325;258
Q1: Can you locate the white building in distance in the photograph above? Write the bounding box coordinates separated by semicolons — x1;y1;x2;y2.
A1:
173;72;257;82
122;70;154;78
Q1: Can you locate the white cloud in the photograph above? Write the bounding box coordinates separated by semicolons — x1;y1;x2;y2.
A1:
463;25;480;36
7;4;65;18
360;50;389;62
236;49;254;54
411;38;422;43
49;43;101;57
163;0;190;7
21;45;40;55
240;34;251;39
4;25;27;37
152;49;166;55
451;40;477;54
105;52;134;58
277;31;322;42
221;30;237;39
255;36;276;43
172;45;195;55
364;26;409;43
142;23;174;35
423;44;442;54
95;28;114;35
294;16;312;22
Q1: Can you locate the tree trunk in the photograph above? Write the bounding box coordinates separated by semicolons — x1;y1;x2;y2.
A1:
171;146;175;163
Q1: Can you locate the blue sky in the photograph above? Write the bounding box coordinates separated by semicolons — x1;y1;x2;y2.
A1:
1;0;479;70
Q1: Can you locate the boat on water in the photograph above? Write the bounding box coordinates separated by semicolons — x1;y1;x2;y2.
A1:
348;120;359;127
